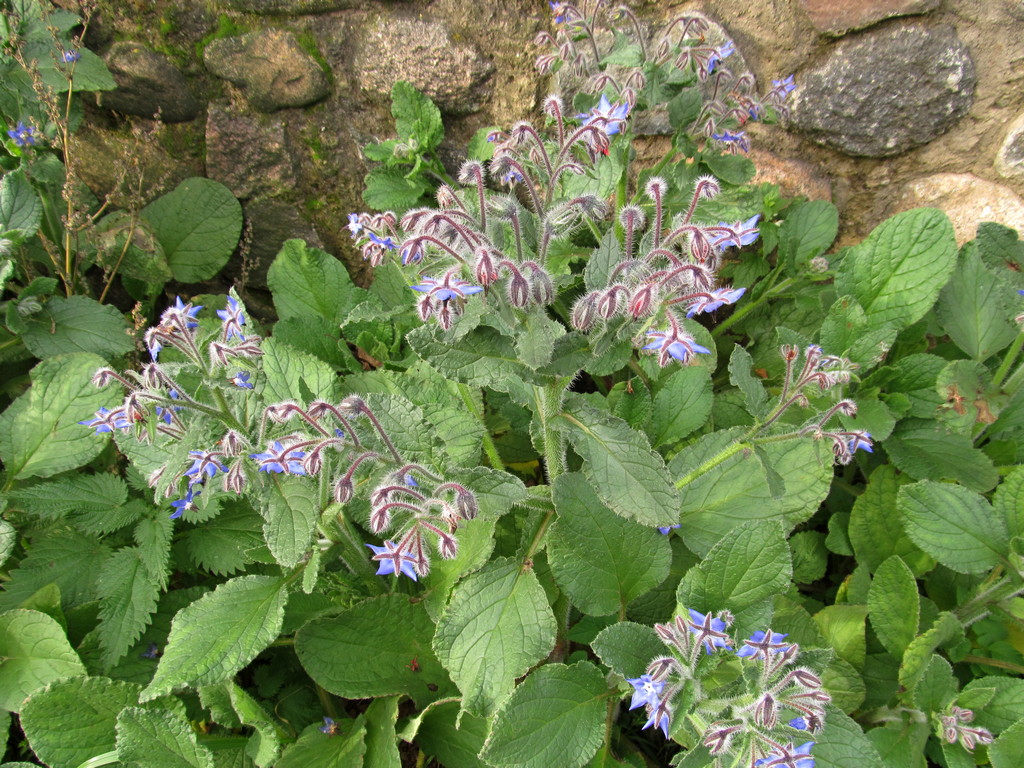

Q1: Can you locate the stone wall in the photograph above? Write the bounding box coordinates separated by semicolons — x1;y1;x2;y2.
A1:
69;0;1024;290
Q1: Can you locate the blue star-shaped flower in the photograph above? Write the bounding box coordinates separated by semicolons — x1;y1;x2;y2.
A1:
366;540;418;581
185;450;228;484
61;49;81;63
686;287;746;317
155;389;183;424
642;706;671;738
712;214;760;249
346;213;363;239
736;629;792;659
773;75;797;96
642;329;711;365
250;441;306;475
686;608;732;654
411;276;484;302
658;524;681;535
230;371;254;390
368;232;396;250
710;129;750;153
576;95;630;136
846;431;873;455
707;40;735;74
216;296;246;340
625;675;664;710
170;296;203;328
319;716;339;735
754;741;815;768
79;407;131;434
170;487;201;520
7;121;37;147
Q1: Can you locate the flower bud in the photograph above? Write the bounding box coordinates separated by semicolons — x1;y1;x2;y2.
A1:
474;247;499;286
645;177;668;200
530;269;555;305
436;185;459;208
572;293;599;331
628;283;659;318
223;461;247;493
597;287;622;319
455;488;478;520
333;476;354;503
508;272;531;308
619;204;647;231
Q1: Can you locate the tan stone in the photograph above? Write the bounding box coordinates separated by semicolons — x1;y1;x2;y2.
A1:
895;173;1024;244
797;0;941;36
750;150;832;202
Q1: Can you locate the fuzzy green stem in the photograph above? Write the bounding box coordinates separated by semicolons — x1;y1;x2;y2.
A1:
674;440;749;489
992;331;1024;390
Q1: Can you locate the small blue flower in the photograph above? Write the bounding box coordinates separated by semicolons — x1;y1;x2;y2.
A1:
185;450;228;484
754;741;814;768
155;389;183;424
710;130;750;153
216;296;246;340
411;276;484;302
686;608;732;654
7;121;37;147
368;232;397;250
773;74;797;96
642;705;672;738
642;330;711;365
347;213;363;239
79;406;131;434
625;675;664;711
576;95;630;136
171;296;203;328
230;371;254;389
61;49;81;63
707;40;735;73
658;524;681;535
713;214;761;249
140;642;160;659
789;717;808;730
250;441;307;475
736;629;792;659
170;486;201;520
686;287;746;317
549;1;566;23
846;431;873;455
366;540;418;581
319;716;339;735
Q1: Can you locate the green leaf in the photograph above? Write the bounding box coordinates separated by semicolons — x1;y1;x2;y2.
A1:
408;700;489;768
364;696;401;768
910;654;955;712
591;622;665;680
935;247;1019;360
702;152;755;185
267;239;364;324
391;81;443;150
814;605;868;668
728;344;769;419
886;418;999;492
93;211;172;284
276;720;367;768
548;473;671;616
7;472;128;519
835;208;957;331
261;337;339;403
962;676;1024;734
868;556;920;658
135;512;174;589
224;681;282;768
819;297;896;370
408;325;538;391
516;308;566;369
584;230;622;291
96;547;161;669
0;520;14;569
21;676;141;768
295;594;454;708
0;352;115;480
260;474;318;569
667;87;701;131
480;662;607;768
995;466;1024;540
0;609;85;711
181;501;264;576
898;480;1007;574
778;199;838;273
116;706;215;768
812;709;885;768
848;466;926;572
142;576;288;700
141;178;241;282
899;612;963;694
990;717;1024;768
363;166;429;212
0;169;41;239
433;558;556;717
0;529;110;610
560;399;679;528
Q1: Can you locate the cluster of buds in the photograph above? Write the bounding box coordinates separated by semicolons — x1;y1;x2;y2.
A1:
536;2;798;154
81;295;479;579
938;705;994;753
773;344;873;465
573;175;754;366
628;608;829;768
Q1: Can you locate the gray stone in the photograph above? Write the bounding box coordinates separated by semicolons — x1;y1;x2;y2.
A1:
220;0;355;13
99;42;200;123
797;0;941;36
203;29;331;112
895;173;1024;244
231;199;324;289
354;16;493;114
789;24;976;157
205;100;295;199
996;109;1024;178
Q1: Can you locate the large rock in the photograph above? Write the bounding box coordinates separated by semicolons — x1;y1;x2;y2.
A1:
220;0;354;13
230;199;324;289
205;100;295;199
750;150;832;201
99;42;200;122
996;109;1024;178
789;24;976;157
204;29;331;112
895;173;1024;244
354;16;493;114
797;0;941;36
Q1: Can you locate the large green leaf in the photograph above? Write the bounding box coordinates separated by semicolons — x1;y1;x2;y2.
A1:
260;474;318;568
898;480;1007;574
362;167;430;212
935;247;1019;361
480;663;607;768
0;169;41;239
21;676;141;768
391;80;443;149
116;706;215;768
848;466;926;573
142;576;288;700
778;199;838;273
835;208;957;331
0;529;110;610
267;239;365;324
364;696;401;768
885;418;998;493
548;473;671;616
433;558;556;717
408;325;539;390
96;547;161;668
276;720;367;768
141;178;242;282
591;622;665;680
0;352;114;480
260;337;339;403
812;709;884;768
406;700;489;768
560;399;679;528
650;366;712;448
0;609;85;711
296;594;454;708
867;556;919;658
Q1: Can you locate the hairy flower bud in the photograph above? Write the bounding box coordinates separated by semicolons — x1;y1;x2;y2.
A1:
333;476;354;504
628;283;659;318
530;269;555;305
572;293;599;331
436;185;459;208
619;204;647;231
507;272;531;308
